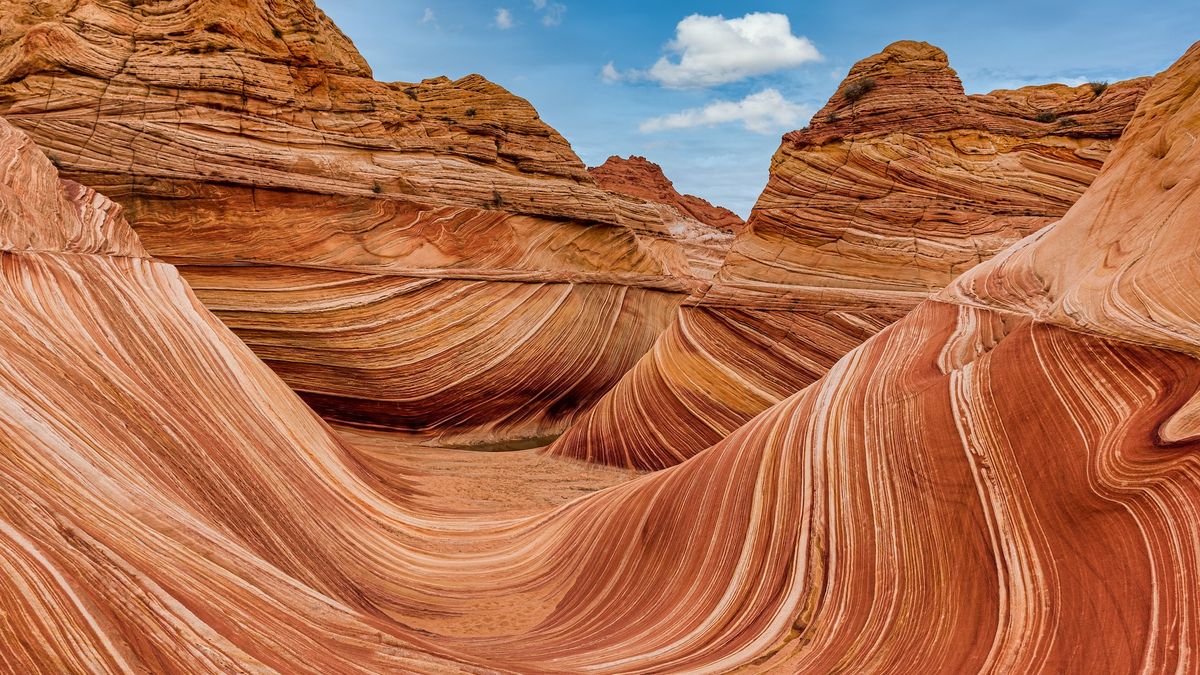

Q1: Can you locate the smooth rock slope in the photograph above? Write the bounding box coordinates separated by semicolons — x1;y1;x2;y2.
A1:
0;0;731;446
548;41;1151;469
0;116;479;673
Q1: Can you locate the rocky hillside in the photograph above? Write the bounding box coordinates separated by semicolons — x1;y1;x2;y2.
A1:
590;155;745;232
0;0;731;446
547;41;1151;469
0;115;472;672
1;37;1197;671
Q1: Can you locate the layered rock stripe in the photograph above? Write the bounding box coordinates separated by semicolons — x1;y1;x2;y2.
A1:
2;36;1200;671
588;155;740;279
0;0;733;446
547;41;1151;470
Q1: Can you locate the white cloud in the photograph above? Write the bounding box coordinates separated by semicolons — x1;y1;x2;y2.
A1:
420;8;436;25
600;61;621;84
540;3;566;26
639;89;810;134
494;8;514;29
649;13;820;88
530;0;565;27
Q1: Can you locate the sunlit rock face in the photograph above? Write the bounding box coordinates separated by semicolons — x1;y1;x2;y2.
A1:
1;38;1198;673
547;40;1151;470
0;0;735;446
589;155;745;233
0;115;467;673
589;155;741;280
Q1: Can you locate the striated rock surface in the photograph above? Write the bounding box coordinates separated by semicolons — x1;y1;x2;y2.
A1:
548;40;1151;469
590;155;740;279
0;116;481;673
721;40;1151;293
590;155;745;232
0;0;727;446
3;38;1199;672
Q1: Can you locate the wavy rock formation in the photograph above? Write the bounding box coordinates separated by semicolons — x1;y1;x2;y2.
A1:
0;0;732;446
2;38;1199;673
548;41;1151;469
0;116;477;672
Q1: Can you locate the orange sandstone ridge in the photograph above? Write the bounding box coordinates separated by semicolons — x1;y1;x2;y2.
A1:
588;155;738;280
0;0;731;447
723;40;1151;292
589;155;746;232
0;116;473;672
548;40;1151;469
1;36;1199;672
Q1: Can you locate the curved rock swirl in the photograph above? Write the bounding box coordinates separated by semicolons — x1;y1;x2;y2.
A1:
548;41;1151;470
3;39;1200;672
0;0;732;446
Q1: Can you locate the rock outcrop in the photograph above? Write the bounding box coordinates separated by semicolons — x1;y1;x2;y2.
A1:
721;41;1150;292
0;0;729;446
547;41;1151;469
589;155;740;280
590;155;745;232
0;116;479;672
2;37;1198;672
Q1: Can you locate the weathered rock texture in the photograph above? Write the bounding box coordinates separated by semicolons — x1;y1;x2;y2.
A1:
0;0;730;446
547;41;1151;469
2;38;1199;672
0;116;478;672
589;155;740;279
590;155;745;232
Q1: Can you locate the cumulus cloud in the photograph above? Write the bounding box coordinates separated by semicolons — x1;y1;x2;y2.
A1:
648;13;820;88
600;61;621;84
420;8;436;25
639;89;810;134
494;8;514;29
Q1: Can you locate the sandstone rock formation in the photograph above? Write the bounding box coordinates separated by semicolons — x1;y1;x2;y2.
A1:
0;0;730;447
589;155;740;279
2;37;1198;672
547;41;1151;469
590;155;745;232
0;116;477;672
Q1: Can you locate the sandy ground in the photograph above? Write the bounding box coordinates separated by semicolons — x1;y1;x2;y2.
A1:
335;425;642;520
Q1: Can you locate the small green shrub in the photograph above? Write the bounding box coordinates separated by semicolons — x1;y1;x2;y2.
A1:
1035;111;1057;123
465;107;477;117
371;182;382;194
1088;81;1109;97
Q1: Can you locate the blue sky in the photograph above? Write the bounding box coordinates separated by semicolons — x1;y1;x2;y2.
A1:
321;1;1199;216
